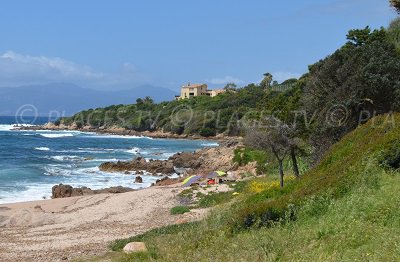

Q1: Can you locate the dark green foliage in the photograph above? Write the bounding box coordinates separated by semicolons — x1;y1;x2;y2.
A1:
233;147;270;174
303;26;400;162
388;18;400;51
199;127;216;137
390;0;400;13
59;85;269;136
379;139;400;170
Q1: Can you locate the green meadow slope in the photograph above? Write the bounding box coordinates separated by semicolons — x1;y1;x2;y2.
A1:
108;114;400;262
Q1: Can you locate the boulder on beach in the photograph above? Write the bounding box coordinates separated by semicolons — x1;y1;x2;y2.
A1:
135;176;143;183
51;184;133;198
123;242;147;254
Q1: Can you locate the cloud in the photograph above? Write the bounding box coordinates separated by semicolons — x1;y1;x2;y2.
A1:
0;51;149;90
206;76;244;85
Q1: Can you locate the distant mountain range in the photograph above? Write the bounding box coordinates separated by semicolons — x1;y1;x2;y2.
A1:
0;83;178;116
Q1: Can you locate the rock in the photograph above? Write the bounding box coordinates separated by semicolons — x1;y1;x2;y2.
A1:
135;176;143;183
169;152;201;169
96;186;134;194
99;157;175;174
155;176;179;186
123;242;147;254
52;184;73;198
52;184;133;198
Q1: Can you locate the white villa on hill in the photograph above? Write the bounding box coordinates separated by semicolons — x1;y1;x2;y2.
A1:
175;83;225;100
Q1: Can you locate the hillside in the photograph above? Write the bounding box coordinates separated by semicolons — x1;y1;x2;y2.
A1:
58;82;302;136
103;114;400;261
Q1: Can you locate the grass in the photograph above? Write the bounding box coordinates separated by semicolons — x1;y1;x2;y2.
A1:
95;114;400;261
170;206;190;215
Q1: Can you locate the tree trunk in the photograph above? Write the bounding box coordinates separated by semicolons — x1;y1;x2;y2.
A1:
291;147;300;178
279;160;284;188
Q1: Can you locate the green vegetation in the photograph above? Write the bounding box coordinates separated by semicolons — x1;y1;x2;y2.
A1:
196;181;247;208
108;114;400;261
391;0;400;13
78;6;400;260
60;85;267;137
170;206;190;215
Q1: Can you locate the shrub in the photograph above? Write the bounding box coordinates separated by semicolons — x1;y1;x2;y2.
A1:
170;206;190;215
379;139;400;170
199;127;216;137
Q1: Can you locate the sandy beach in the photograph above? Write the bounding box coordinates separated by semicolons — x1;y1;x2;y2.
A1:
0;185;206;262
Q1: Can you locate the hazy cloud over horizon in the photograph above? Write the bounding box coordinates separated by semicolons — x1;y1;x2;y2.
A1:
0;51;151;90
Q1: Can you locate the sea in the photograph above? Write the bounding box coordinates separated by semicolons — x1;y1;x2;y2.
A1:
0;116;218;204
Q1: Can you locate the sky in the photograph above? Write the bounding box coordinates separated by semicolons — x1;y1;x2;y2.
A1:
0;0;397;92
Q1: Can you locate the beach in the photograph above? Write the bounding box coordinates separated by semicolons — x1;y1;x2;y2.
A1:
0;185;206;262
0;122;241;261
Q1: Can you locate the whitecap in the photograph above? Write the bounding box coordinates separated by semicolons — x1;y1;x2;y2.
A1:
50;155;82;162
84;134;153;139
0;125;14;131
43;165;72;176
35;147;50;151
126;147;140;154
40;133;74;138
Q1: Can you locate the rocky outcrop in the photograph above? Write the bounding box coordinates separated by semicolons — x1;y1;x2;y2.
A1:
154;176;180;186
98;139;240;178
169;145;237;174
169;152;202;169
51;184;134;199
99;157;175;175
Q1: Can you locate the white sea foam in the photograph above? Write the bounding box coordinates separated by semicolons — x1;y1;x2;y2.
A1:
160;152;175;160
0;124;14;131
0;184;52;204
44;165;73;176
50;155;82;162
35;147;50;151
85;134;153;140
201;142;219;147
126;147;140;154
40;133;75;138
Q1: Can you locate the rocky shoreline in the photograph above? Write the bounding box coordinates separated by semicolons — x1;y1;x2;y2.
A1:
15;122;228;141
99;138;240;175
21;123;244;199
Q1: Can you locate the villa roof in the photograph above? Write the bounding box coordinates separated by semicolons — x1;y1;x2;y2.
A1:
182;83;206;88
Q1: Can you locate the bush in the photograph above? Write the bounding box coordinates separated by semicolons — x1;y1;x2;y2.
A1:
379;139;400;170
199;127;216;137
170;206;190;215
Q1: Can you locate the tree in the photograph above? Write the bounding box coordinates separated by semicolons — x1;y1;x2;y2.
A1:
245;118;291;188
144;96;154;104
390;0;400;13
260;73;273;89
136;98;144;106
388;18;400;50
303;27;400;163
224;82;237;91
